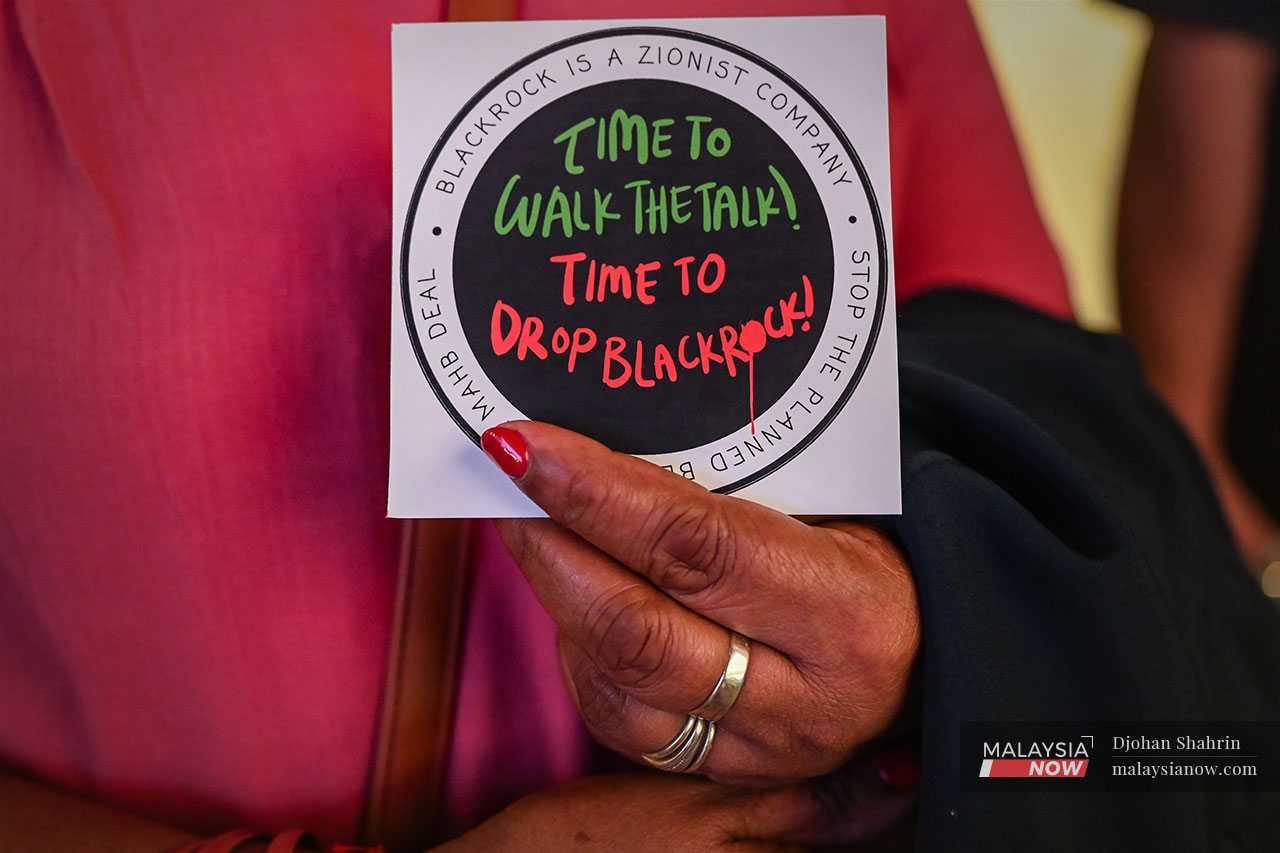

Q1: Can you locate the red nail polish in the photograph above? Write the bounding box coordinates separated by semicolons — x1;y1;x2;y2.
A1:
871;747;921;792
481;426;529;479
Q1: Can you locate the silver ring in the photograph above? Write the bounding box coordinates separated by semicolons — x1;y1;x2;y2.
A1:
642;715;698;766
684;719;717;774
690;632;750;722
639;631;750;774
642;716;714;773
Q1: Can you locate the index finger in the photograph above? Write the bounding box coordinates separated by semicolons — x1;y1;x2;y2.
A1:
480;420;842;649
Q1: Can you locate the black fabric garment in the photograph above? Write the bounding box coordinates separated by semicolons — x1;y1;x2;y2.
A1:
1110;0;1280;517
891;291;1280;851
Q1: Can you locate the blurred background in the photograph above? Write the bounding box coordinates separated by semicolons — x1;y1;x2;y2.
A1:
974;0;1149;331
972;0;1280;595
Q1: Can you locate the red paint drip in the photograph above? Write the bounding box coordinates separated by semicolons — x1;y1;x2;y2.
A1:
801;274;814;332
739;320;767;436
737;271;814;436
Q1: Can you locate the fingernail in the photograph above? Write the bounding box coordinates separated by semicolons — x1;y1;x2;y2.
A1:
481;426;529;479
870;747;920;792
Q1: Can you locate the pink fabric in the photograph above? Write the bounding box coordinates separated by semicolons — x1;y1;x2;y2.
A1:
0;0;1069;844
443;523;591;833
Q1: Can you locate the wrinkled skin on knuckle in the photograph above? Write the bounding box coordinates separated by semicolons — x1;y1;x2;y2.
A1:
559;464;602;529
645;499;738;598
804;526;920;741
581;584;677;691
505;520;563;576
814;526;919;672
565;649;634;746
560;458;638;532
852;531;920;678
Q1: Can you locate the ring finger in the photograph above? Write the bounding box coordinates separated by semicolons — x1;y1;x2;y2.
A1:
498;518;808;745
559;637;812;785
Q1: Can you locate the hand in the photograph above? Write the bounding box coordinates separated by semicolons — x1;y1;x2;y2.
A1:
483;421;921;786
437;766;916;853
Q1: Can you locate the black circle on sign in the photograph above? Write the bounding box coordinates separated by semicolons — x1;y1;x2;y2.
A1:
453;79;833;455
401;28;888;493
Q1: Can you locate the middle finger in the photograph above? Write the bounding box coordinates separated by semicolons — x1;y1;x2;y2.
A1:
497;517;806;733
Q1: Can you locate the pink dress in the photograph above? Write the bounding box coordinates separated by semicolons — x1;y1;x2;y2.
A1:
0;0;1069;843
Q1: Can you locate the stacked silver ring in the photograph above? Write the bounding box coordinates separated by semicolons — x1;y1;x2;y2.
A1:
641;632;750;774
